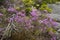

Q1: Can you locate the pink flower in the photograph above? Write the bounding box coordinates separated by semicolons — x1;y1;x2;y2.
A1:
51;36;56;40
30;8;38;17
30;11;37;17
15;16;24;23
43;19;49;24
20;13;25;17
49;18;58;26
31;17;38;21
9;18;14;22
16;12;26;17
40;19;49;25
0;13;3;16
7;7;17;12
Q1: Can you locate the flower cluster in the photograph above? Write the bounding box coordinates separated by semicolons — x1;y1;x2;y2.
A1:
0;7;58;40
0;0;59;40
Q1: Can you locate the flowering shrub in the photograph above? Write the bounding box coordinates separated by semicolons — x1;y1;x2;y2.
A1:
0;0;59;40
0;6;58;40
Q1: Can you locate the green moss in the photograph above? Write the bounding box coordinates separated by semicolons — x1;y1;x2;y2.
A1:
22;0;34;6
40;4;52;13
22;0;60;13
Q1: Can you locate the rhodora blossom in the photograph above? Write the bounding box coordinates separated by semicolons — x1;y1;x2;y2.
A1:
30;11;37;17
42;18;49;24
25;22;32;28
38;18;51;27
7;7;17;12
14;16;19;22
0;13;3;17
30;8;38;17
49;18;58;26
51;36;56;40
38;17;58;27
18;18;24;22
20;13;25;17
16;11;26;17
52;22;58;26
9;17;14;22
14;16;24;23
31;17;38;21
